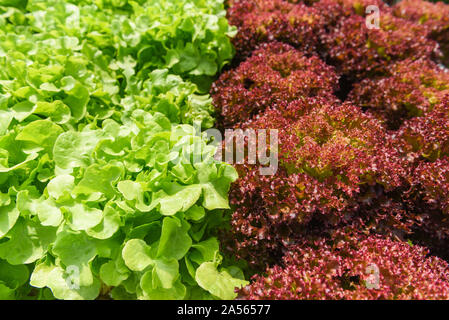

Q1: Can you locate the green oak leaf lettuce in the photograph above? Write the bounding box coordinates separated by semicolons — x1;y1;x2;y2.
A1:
0;0;245;300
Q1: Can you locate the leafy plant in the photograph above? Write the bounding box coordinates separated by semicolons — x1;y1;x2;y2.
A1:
217;0;449;299
239;233;449;300
0;0;247;300
221;97;407;269
211;42;338;128
226;0;325;61
393;0;449;66
348;58;449;129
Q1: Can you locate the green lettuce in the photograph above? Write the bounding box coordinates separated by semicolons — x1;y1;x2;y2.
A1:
0;0;246;300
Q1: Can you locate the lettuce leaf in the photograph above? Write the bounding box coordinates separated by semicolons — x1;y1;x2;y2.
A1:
0;0;244;300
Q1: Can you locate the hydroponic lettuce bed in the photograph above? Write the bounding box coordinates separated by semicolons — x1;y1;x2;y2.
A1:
0;0;448;300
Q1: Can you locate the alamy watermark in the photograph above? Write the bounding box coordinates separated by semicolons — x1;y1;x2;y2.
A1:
65;265;80;290
170;121;279;176
366;5;380;30
365;263;380;290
